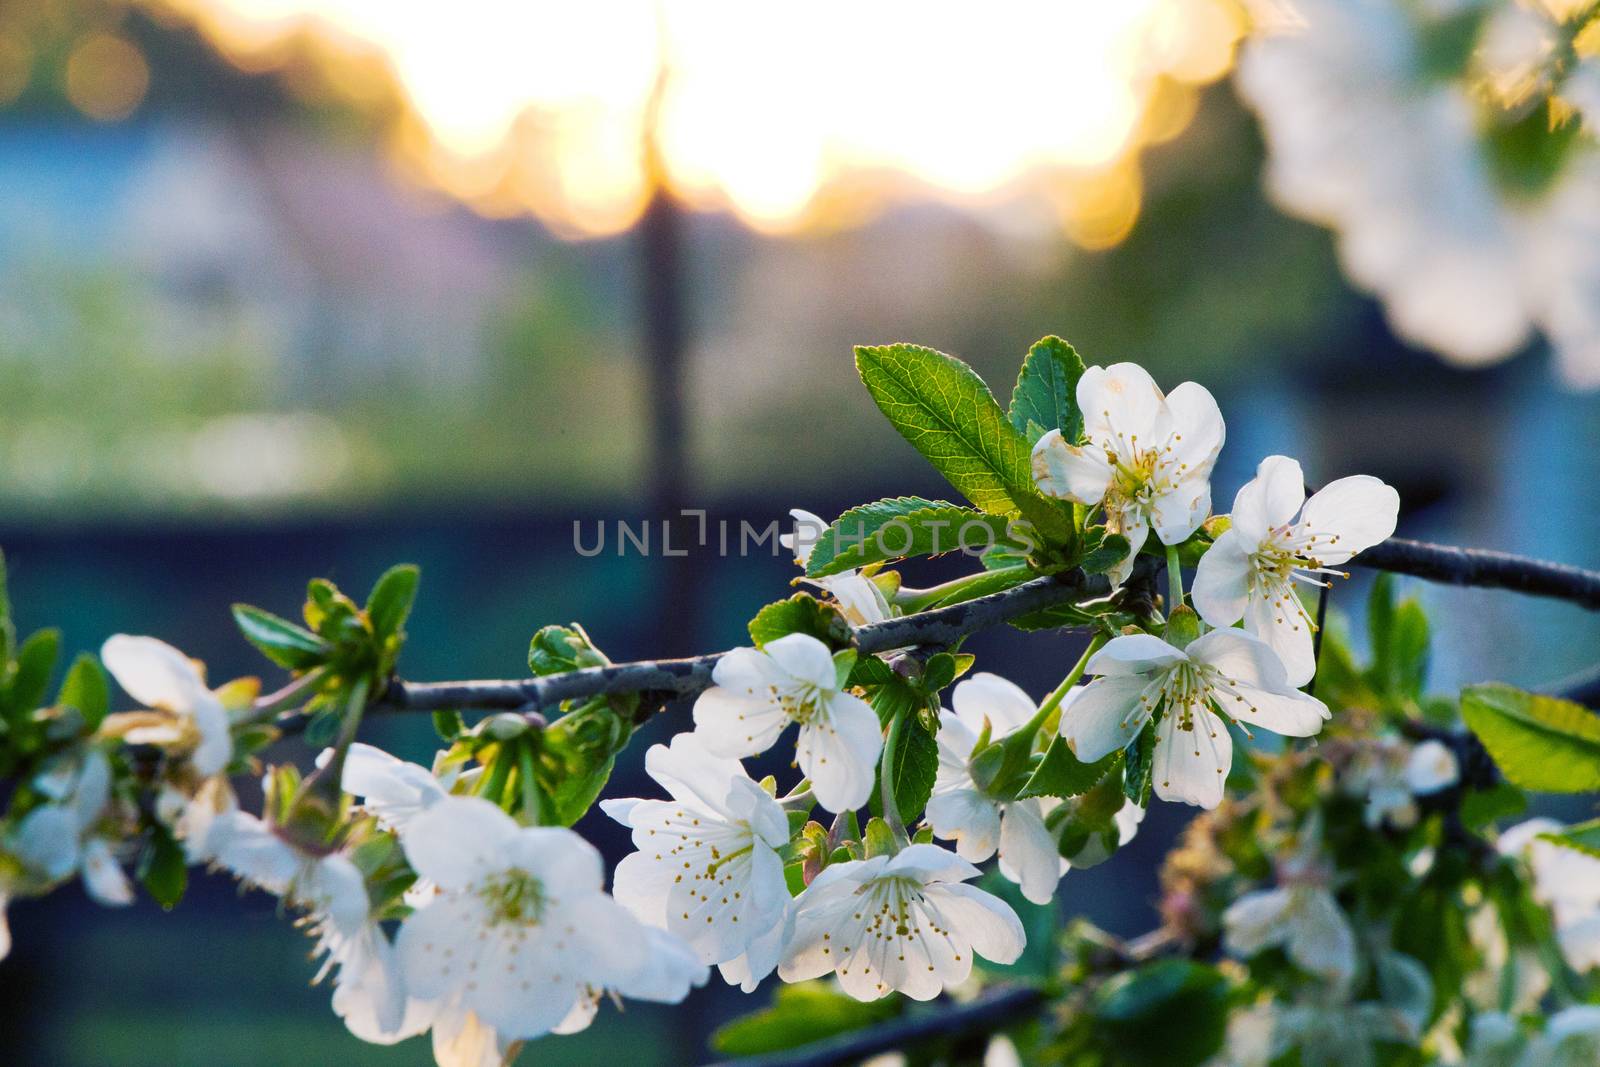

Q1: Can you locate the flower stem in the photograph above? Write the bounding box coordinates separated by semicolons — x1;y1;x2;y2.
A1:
1165;543;1184;613
893;566;1029;613
1022;631;1108;741
517;740;546;826
879;709;910;845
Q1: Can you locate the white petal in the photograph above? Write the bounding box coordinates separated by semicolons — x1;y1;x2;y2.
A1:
189;696;234;778
1239;576;1318;686
1300;475;1400;563
341;744;444;832
1031;431;1112;505
762;633;839;690
823;574;893;627
933;711;981;786
924;791;1001;862
885;842;984;884
1087;633;1187;676
1060;676;1152;762
1231;455;1305;543
691;686;789;758
998;800;1062;905
1229;682;1330;739
208;811;301;894
100;634;207;714
0;897;9;961
607;849;674;928
1187;627;1290;689
1223;886;1294;957
70;749;113;831
952;673;1037;738
1404;740;1460;795
1153;707;1232;809
430;1006;505;1067
614;926;710;1003
502;826;605;897
644;731;752;817
1288;889;1357;983
81;837;134;906
397;796;518;891
784;508;827;567
1149;482;1213;546
1162;381;1226;474
925;882;1026;965
796;692;882;812
718;900;792;992
1191;529;1252;627
1080;363;1166;446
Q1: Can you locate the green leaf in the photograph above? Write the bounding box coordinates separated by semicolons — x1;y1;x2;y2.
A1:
0;548;12;664
232;604;329;671
1019;735;1119;799
885;715;938;824
431;709;465;741
1093;960;1230;1067
1008;335;1085;445
1542;817;1600;859
747;593;852;650
1078;532;1131;576
364;564;420;640
528;624;609;675
57;653;110;730
806;498;1015;578
137;824;188;909
921;566;1034;610
1367;574;1429;700
847;655;896;688
9;628;61;715
854;343;1070;542
711;982;901;1056
1461;684;1600;793
1460;783;1527;831
1123;722;1157;807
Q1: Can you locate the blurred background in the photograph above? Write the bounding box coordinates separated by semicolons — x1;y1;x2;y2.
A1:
2;0;1598;1063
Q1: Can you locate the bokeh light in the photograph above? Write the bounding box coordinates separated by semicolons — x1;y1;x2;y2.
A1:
143;0;1244;243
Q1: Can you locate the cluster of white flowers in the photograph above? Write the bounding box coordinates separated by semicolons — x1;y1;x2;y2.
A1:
1499;817;1600;973
1237;0;1600;386
1031;362;1398;807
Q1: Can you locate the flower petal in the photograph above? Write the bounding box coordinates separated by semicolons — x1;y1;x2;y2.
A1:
1061;676;1153;762
924;790;1002;862
998;800;1063;905
1080;363;1166;448
1154;706;1232;809
951;672;1037;738
1031;431;1113;505
796;692;882;812
1086;633;1187;676
1300;474;1400;564
782;508;827;567
1231;455;1305;543
397;796;519;891
1191;529;1252;627
762;633;840;690
1288;889;1357;983
691;686;789;758
1163;381;1226;474
925;882;1026;965
81;837;134;906
101;634;209;714
644;732;752;818
1222;886;1294;957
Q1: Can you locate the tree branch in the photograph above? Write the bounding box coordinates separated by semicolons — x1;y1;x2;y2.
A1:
308;536;1600;727
708;985;1047;1067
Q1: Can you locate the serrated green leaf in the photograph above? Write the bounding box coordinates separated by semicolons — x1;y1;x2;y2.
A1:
1124;722;1157;806
364;564;419;641
854;343;1070;543
1542;817;1600;859
846;654;895;688
9;628;60;715
137;824;188;909
232;604;329;671
1461;684;1600;793
57;653;110;730
807;499;1016;578
1020;735;1120;799
1079;532;1131;575
711;982;901;1056
747;593;851;649
1009;335;1085;445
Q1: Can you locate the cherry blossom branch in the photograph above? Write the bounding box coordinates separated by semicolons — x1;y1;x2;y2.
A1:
1351;539;1600;611
709;985;1047;1067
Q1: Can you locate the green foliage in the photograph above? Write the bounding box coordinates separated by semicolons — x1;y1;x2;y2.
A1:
1367;573;1430;702
136;824;188;910
747;593;853;649
871;683;938;824
1092;960;1231;1067
56;653;110;731
1486;98;1584;201
528;623;610;674
9;628;61;718
1020;735;1120;799
231;605;329;671
805;497;1017;578
1462;683;1600;793
710;981;901;1056
1008;335;1086;445
1542;817;1600;859
364;564;420;643
853;343;1071;544
1122;722;1157;806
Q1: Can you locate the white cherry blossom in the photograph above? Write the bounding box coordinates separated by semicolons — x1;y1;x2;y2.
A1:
693;632;882;812
1193;456;1399;686
1062;629;1330;809
1499;818;1600;972
1031;362;1224;585
554;925;709;1036
1224;878;1357;984
102;635;232;777
778;843;1025;1001
28;748;134;907
394;795;658;1051
601;732;792;991
783;508;894;627
333;741;450;834
925;673;1142;904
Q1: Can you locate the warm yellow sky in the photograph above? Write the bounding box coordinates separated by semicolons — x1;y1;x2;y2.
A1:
149;0;1243;244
